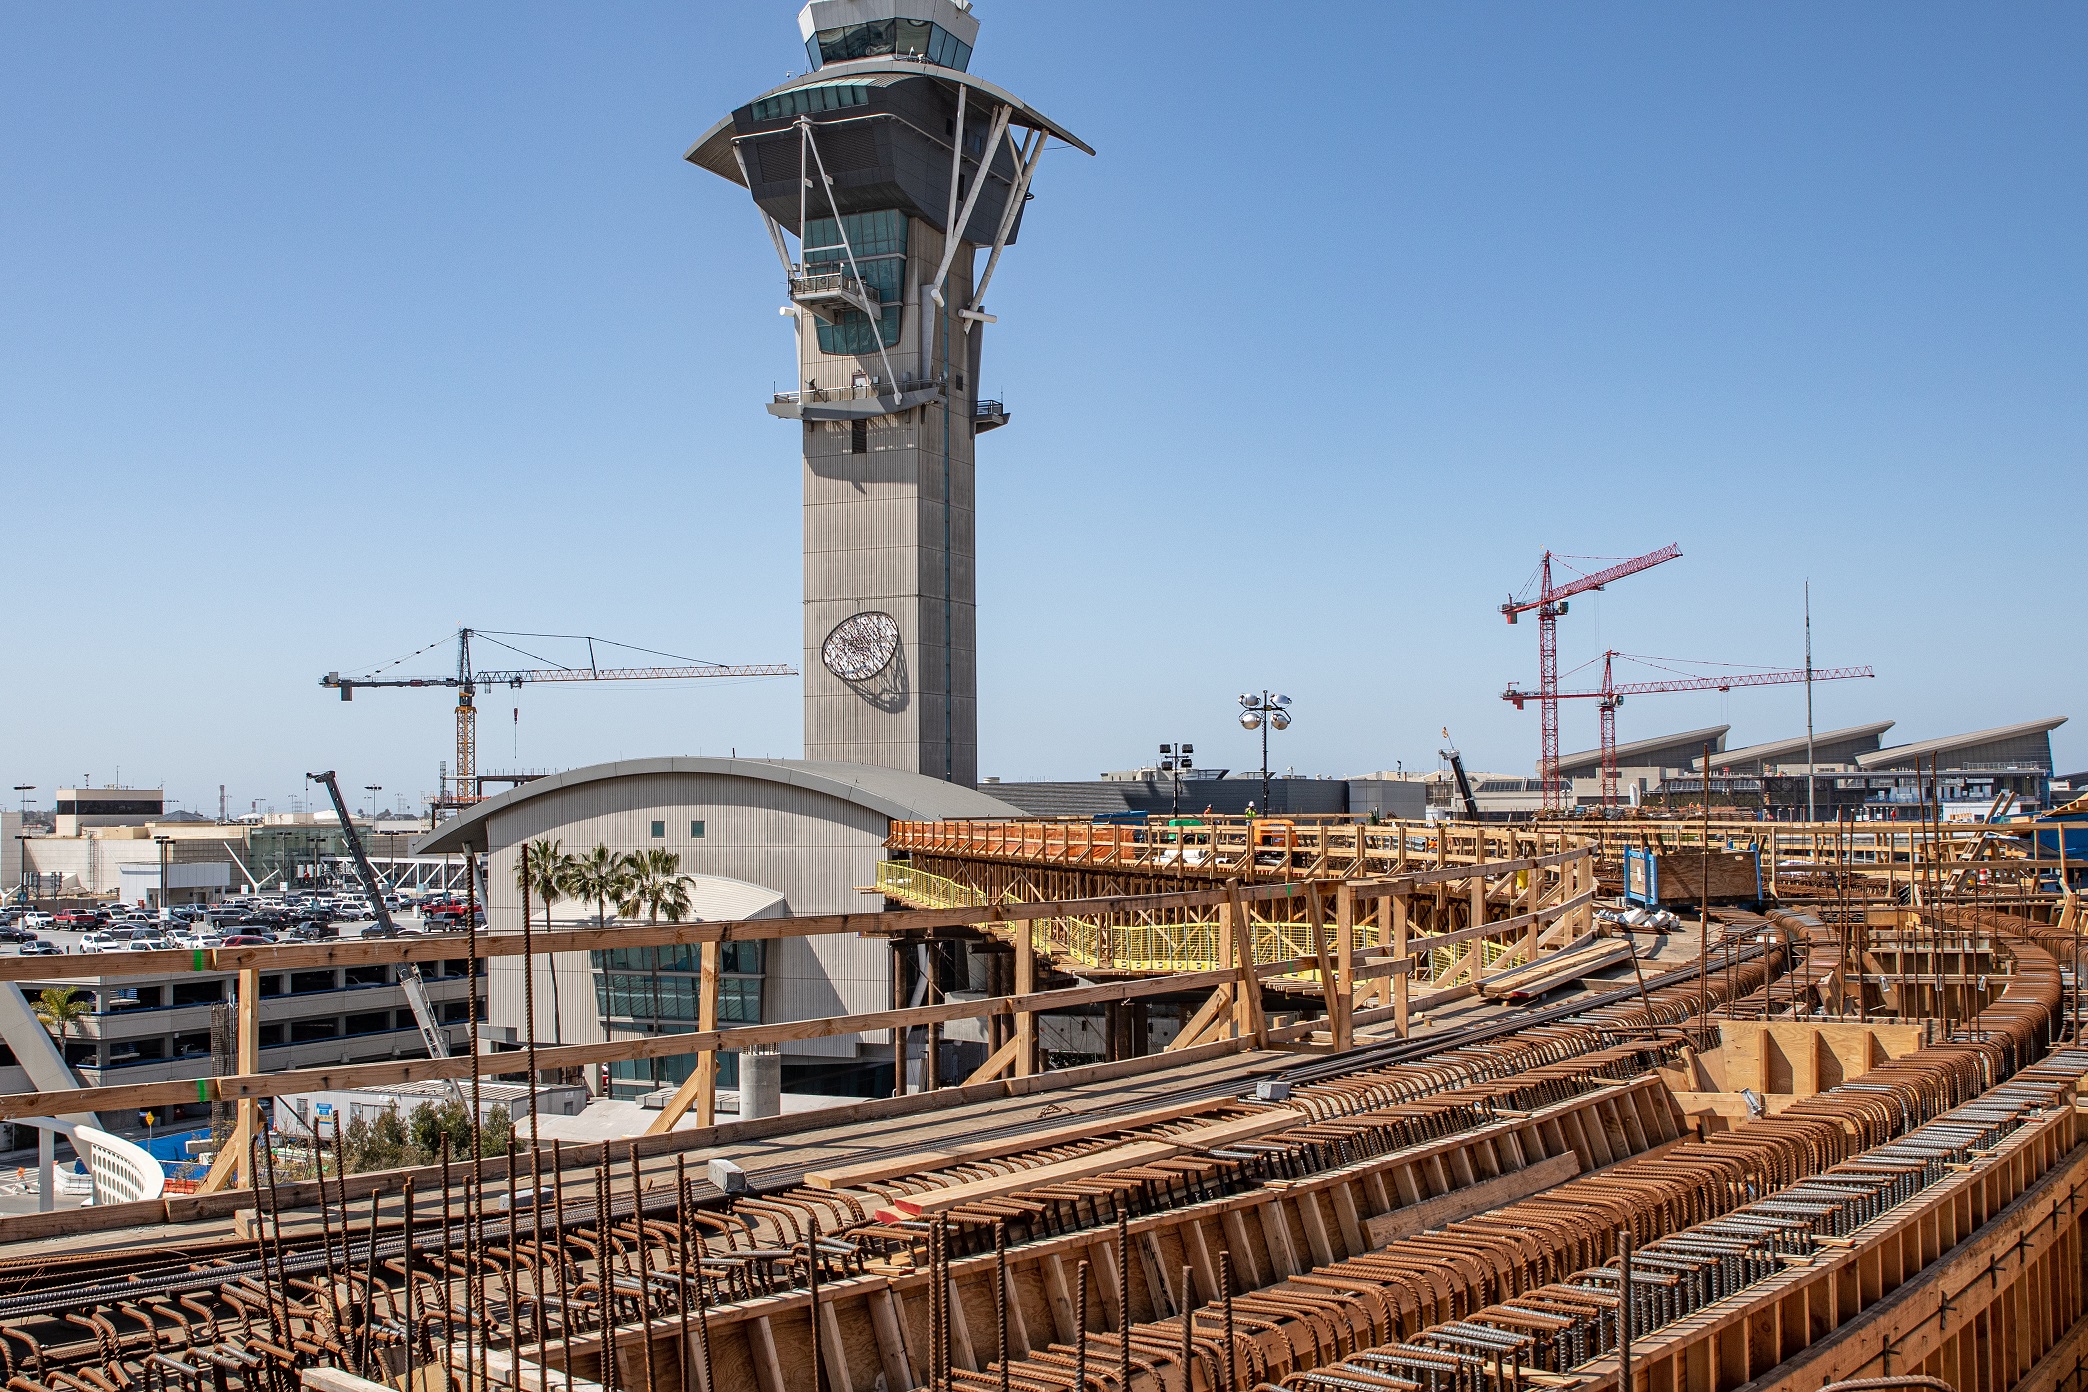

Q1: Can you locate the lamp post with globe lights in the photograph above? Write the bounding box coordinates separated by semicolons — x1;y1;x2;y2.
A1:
1238;693;1293;815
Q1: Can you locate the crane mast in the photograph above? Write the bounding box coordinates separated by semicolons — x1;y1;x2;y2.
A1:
1501;544;1682;812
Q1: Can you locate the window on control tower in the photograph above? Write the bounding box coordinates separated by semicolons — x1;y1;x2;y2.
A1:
802;210;907;353
806;20;972;72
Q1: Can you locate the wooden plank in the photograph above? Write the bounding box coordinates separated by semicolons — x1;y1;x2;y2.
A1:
802;1097;1222;1191
0;964;1250;1124
869;1290;915;1392
749;1315;787;1392
876;1111;1298;1219
1364;1151;1582;1247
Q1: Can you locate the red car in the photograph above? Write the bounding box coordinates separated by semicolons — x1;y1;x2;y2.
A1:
219;934;277;947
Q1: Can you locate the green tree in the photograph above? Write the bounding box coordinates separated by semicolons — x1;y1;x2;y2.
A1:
617;849;694;1084
32;986;88;1059
567;844;628;931
517;838;579;1044
406;1098;510;1161
342;1108;416;1172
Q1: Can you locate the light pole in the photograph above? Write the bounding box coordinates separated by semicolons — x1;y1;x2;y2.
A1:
1158;743;1194;819
1237;693;1294;816
153;835;174;918
364;784;382;821
10;787;32;907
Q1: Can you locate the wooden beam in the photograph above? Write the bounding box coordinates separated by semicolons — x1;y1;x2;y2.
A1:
1013;918;1036;1078
1166;984;1234;1053
643;940;721;1136
961;1035;1020;1086
1226;882;1269;1050
1364;1152;1582;1246
1333;884;1355;1052
0;962;1261;1123
0;856;1598;987
801;1097;1224;1191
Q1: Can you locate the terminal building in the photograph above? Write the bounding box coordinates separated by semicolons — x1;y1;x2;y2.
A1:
1553;716;2067;816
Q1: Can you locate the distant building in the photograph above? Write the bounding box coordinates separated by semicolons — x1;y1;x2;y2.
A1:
54;788;164;836
1655;716;2069;817
1556;726;1731;808
17;958;480;1126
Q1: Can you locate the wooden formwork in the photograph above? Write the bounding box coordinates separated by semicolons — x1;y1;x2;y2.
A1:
545;1074;1688;1392
1577;1074;2088;1392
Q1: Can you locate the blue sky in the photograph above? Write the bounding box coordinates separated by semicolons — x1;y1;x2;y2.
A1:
3;2;2081;814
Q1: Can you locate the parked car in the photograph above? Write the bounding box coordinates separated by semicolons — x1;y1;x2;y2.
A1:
127;937;174;952
17;912;53;930
17;941;60;956
0;927;30;944
220;934;277;947
54;910;103;929
288;922;338;942
358;925;399;940
78;933;119;953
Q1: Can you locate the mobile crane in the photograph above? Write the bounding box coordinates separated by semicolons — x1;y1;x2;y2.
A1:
307;769;466;1104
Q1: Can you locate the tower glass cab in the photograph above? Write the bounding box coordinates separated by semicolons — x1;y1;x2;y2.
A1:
688;1;1089;785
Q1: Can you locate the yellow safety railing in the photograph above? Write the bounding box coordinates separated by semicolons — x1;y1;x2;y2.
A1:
874;860;1377;974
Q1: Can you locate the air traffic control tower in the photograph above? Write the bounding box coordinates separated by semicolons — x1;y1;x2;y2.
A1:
688;1;1089;786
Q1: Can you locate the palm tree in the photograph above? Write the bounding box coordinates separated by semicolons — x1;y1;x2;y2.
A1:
517;838;578;1045
617;849;694;1086
33;987;89;1064
568;845;628;932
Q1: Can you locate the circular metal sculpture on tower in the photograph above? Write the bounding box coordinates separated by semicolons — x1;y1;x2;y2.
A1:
821;611;901;681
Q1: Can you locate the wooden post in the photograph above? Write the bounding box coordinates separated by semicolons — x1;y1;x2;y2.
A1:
891;939;907;1097
235;966;259;1188
1392;892;1410;1038
1333;884;1355;1052
1307;887;1338;1042
1014;920;1036;1077
1224;882;1267;1049
695;940;720;1127
1467;873;1488;983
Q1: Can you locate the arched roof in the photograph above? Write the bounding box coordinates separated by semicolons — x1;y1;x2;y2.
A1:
413;757;1024;854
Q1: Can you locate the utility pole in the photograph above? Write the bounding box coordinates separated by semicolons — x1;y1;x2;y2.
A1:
1804;581;1816;823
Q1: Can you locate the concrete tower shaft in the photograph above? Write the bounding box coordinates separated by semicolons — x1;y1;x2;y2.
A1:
688;3;1089;785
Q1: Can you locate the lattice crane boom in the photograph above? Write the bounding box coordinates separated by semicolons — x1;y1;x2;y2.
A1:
321;628;796;808
1500;544;1683;811
1503;651;1875;808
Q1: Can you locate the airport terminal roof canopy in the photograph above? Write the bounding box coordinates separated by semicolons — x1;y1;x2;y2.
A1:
1555;726;1729;778
1693;721;1897;772
414;757;1023;855
1854;717;2068;772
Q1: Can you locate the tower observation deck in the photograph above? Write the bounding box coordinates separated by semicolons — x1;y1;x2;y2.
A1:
688;0;1090;786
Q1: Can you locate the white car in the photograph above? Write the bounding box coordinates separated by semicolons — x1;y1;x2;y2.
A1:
18;913;52;930
78;933;117;953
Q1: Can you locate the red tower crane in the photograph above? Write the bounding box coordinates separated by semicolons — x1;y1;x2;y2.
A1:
1504;650;1875;808
1501;545;1682;811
